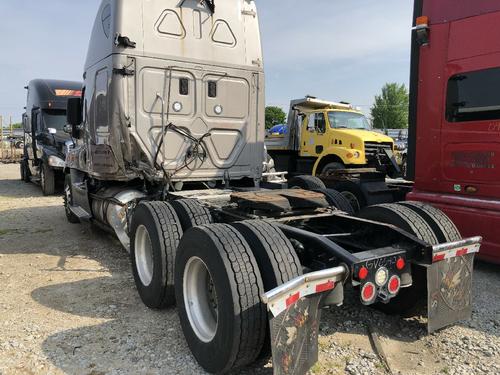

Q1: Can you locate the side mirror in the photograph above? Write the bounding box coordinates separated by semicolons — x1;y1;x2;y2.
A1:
63;124;72;134
67;98;82;126
48;128;57;135
67;98;83;138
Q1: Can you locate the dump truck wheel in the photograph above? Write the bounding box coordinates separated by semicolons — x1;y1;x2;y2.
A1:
40;163;55;196
321;162;345;175
288;175;326;190
357;203;438;314
170;199;213;231
63;174;80;224
232;220;302;358
130;202;183;309
175;224;267;374
398;201;461;243
314;188;355;214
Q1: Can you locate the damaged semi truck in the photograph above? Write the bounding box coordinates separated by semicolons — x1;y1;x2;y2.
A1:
64;1;482;374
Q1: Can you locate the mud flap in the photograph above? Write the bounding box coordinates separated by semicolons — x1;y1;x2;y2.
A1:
262;266;347;375
426;253;475;333
269;294;324;375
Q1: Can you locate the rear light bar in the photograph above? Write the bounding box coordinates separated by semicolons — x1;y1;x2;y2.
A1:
353;251;408;305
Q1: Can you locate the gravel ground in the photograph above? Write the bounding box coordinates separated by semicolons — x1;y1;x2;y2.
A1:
0;162;499;375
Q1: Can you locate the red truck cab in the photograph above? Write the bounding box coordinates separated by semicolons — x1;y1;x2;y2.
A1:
407;0;500;263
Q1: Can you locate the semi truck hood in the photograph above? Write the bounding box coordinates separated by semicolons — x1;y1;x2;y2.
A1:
43;132;71;156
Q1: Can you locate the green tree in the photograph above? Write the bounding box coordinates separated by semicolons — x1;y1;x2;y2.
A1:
371;83;409;130
265;106;286;129
12;123;22;129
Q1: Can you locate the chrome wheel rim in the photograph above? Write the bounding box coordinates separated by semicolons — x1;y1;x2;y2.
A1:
64;181;72;213
40;168;45;188
183;257;218;343
135;225;154;286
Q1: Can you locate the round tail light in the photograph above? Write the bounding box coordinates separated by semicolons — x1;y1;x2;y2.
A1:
361;282;376;303
396;258;405;270
358;266;369;280
388;275;401;295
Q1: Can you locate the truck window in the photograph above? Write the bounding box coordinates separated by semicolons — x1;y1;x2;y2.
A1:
309;113;326;133
42;109;67;131
95;69;109;130
446;67;500;122
328;111;370;130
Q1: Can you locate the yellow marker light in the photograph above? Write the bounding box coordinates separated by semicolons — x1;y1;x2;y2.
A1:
416;16;429;26
55;89;83;97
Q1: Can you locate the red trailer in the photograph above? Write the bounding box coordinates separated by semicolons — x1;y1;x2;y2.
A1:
407;0;500;264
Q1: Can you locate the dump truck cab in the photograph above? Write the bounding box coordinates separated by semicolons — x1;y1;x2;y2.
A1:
20;79;82;195
266;97;398;177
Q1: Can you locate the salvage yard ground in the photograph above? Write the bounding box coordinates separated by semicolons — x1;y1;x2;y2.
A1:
0;163;498;375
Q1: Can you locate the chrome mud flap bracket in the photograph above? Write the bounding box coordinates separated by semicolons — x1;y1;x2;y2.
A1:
262;267;347;375
426;236;482;333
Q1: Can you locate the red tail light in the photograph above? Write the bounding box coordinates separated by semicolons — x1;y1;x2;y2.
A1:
358;266;369;280
388;275;401;295
361;282;376;303
396;258;405;270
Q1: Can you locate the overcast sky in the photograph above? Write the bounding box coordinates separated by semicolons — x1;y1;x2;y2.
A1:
0;0;413;123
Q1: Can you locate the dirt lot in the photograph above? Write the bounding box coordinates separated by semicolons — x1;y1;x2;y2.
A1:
0;163;499;375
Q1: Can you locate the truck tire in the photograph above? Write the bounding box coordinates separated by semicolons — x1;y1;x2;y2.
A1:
358;203;438;245
314;188;355;214
357;203;438;314
170;199;213;231
40;163;55;196
332;181;367;212
288;175;326;190
63;174;80;224
231;220;302;358
398;201;461;243
20;160;30;183
321;162;345;175
175;224;267;374
130;202;183;309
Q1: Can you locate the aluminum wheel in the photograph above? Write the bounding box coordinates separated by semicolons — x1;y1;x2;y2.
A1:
40;167;45;188
183;256;218;343
64;180;72;211
134;225;154;287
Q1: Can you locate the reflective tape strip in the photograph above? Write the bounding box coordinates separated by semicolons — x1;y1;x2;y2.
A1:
432;243;480;263
268;280;336;317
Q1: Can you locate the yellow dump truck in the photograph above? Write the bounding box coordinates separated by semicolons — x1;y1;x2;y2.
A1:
266;96;399;177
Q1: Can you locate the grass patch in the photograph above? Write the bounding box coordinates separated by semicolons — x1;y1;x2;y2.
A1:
32;228;53;234
0;228;20;237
